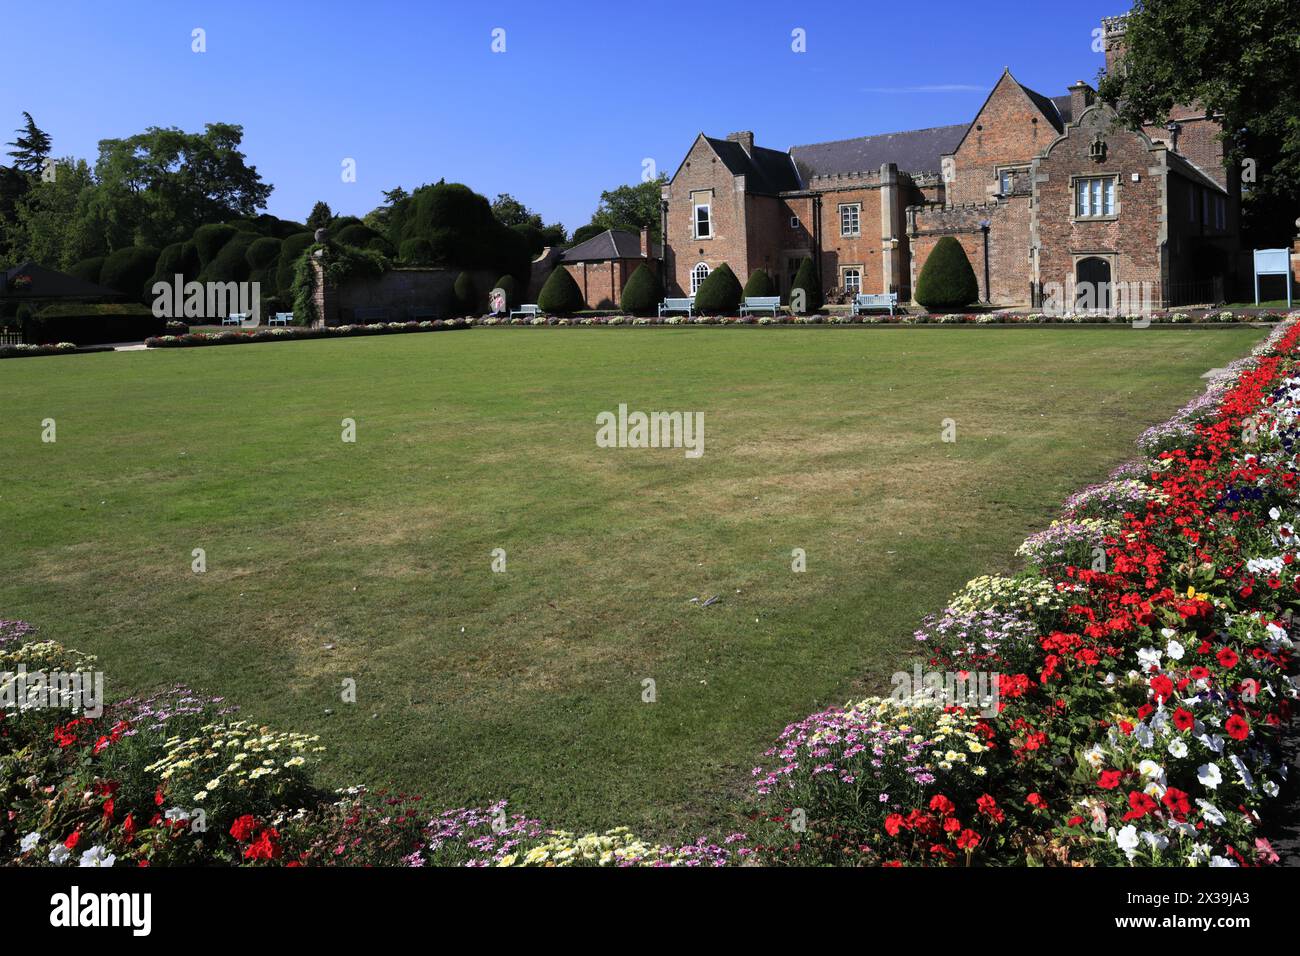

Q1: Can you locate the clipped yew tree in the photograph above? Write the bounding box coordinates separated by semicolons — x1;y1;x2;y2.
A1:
693;262;742;314
275;232;315;292
100;245;161;299
790;256;822;313
915;236;979;312
536;266;584;314
453;272;477;315
492;274;517;308
743;268;774;298
619;263;660;315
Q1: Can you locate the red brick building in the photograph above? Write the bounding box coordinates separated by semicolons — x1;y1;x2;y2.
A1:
661;14;1239;311
559;228;659;309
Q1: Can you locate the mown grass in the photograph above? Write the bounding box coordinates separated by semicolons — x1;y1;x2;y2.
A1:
0;326;1266;838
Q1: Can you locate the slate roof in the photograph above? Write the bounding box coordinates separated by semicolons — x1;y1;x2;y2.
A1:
1016;81;1068;133
1051;94;1074;126
559;229;659;262
788;123;968;182
703;137;802;194
1;261;122;299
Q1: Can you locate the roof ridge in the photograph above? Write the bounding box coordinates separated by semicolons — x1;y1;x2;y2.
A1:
789;122;969;151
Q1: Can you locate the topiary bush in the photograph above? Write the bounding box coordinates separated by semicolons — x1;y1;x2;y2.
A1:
743;268;774;298
150;241;200;290
790;257;822;313
536;267;584;314
399;238;435;265
693;262;742;314
915;236;979;312
198;232;259;284
453;272;477;315
276;233;315;293
193;224;238;267
620;263;660;315
100;246;161;300
69;257;106;285
245;236;282;271
335;223;380;249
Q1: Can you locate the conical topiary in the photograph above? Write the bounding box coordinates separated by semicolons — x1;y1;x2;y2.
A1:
790;256;822;314
914;236;980;311
492;274;518;310
693;262;742;314
619;263;660;315
742;268;774;298
537;266;585;314
453;272;477;315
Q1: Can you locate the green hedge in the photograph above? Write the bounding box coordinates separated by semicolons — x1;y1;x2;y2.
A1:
790;257;822;313
198;231;259;283
453;272;477;315
915;236;979;311
743;268;773;298
693;262;742;314
69;257;106;285
399;238;435;265
23;305;164;345
492;274;518;308
193;224;238;267
100;246;160;299
620;263;660;315
537;267;584;314
276;233;315;293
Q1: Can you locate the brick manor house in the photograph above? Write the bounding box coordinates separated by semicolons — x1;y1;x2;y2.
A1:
659;15;1239;310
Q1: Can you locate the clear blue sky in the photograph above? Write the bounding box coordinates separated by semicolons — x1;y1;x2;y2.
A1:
0;0;1126;233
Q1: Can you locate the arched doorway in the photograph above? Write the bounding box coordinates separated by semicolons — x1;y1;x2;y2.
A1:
1076;257;1112;313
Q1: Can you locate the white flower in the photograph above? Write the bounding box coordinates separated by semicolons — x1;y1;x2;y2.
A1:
1165;639;1185;661
1209;856;1238;867
1138;759;1164;779
1137;647;1163;671
1263;779;1280;798
78;845;116;867
1196;799;1226;825
164;807;190;823
48;844;71;865
20;832;41;853
1135;723;1155;748
1168;739;1188;758
1083;745;1106;770
1115;825;1140;860
1198;762;1222;790
1141;831;1169;851
1229;754;1255;790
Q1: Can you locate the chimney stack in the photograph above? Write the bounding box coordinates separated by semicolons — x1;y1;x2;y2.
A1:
726;131;755;157
640;225;651;259
1068;81;1094;120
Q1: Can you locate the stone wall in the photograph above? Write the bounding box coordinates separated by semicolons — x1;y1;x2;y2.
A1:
313;258;500;325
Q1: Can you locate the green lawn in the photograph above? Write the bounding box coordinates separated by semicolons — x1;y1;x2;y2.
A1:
0;326;1266;838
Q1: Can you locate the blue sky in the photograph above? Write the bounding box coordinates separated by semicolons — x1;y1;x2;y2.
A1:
1;0;1125;232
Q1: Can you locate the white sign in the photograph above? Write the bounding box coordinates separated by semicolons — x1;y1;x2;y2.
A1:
1253;248;1293;308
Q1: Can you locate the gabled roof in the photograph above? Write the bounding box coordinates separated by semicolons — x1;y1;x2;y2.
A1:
1016;80;1068;133
1051;94;1074;126
559;229;658;262
789;123;968;180
702;137;801;194
1;261;122;299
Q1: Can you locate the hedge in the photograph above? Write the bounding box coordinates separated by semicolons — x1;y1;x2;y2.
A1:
536;267;584;314
276;233;315;294
399;238;435;265
193;224;238;267
68;257;105;285
693;262;742;314
790;257;822;313
23;305;165;345
453;272;477;315
100;246;161;300
915;236;980;311
743;268;774;298
145;318;472;349
198;231;259;284
492;274;518;308
619;263;660;315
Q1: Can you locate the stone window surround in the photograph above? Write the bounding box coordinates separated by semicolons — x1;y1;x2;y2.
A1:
839;264;864;293
1071;172;1121;222
691;261;710;294
838;202;861;238
996;164;1030;195
691;189;714;240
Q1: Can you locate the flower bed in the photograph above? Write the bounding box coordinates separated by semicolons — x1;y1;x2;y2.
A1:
143;319;471;349
0;342;80;360
4;322;1299;866
463;310;1295;328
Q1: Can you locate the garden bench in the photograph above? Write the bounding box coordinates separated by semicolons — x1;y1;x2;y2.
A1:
851;292;898;316
222;313;246;326
740;296;781;317
658;297;694;318
510;303;542;320
269;312;293;326
354;307;390;323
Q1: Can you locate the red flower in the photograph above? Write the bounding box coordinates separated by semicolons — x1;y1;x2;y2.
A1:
1097;770;1122;790
1149;674;1174;702
1122;790;1158;820
956;829;981;850
63;828;81;850
884;813;906;836
1225;715;1250;741
943;816;962;833
928;794;956;817
122;814;137;844
1189;665;1210;680
1217;648;1239;669
154;788;165;807
1162;787;1191;821
1026;792;1046;809
243;828;281;861
229;814;259;843
1172;707;1194;731
976;794;1004;823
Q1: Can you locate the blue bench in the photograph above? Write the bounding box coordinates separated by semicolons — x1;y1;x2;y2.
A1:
658;297;694;318
851;293;898;316
740;296;781;317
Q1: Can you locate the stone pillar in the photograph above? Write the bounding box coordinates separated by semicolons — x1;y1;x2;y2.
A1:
310;254;338;327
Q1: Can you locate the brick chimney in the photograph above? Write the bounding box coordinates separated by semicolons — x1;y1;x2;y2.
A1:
1068;81;1094;120
726;131;755;157
1102;14;1129;77
640;225;651;258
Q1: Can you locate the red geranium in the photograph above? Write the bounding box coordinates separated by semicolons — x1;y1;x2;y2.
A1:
229;814;259;843
1217;648;1239;669
1225;715;1250;740
1172;707;1194;731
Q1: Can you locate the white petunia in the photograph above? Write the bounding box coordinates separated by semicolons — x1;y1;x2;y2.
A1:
1209;856;1238;867
1115;825;1140;860
1196;799;1226;825
20;832;41;853
48;844;70;865
1168;739;1189;758
1197;763;1222;790
1137;647;1163;671
78;845;116;868
1138;759;1164;779
1165;639;1185;661
1083;745;1106;770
